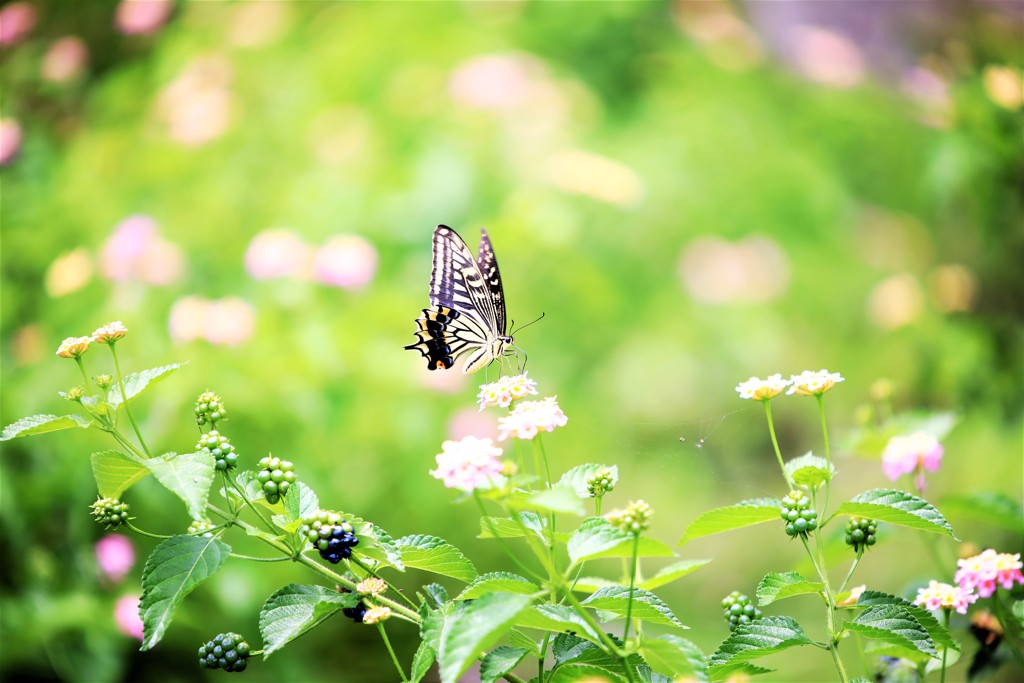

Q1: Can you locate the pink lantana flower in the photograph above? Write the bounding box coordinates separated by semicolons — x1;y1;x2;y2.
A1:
955;549;1024;598
881;431;943;492
430;436;504;492
497;397;568;441
912;580;978;615
95;534;135;584
114;594;144;640
477;373;539;410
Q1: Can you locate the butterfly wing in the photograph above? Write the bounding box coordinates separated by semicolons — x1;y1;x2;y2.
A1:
476;228;507;336
429;225;499;335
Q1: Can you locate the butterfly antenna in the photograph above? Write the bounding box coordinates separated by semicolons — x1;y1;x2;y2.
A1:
510;312;545;336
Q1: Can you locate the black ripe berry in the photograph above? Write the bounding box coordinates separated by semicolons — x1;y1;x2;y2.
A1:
298;511;359;564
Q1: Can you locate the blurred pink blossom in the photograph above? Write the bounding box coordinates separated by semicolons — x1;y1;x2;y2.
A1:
431;436;504;492
169;296;255;347
100;215;184;285
96;534;135;584
790;25;865;89
881;431;943;491
0;2;37;46
449;54;535;109
0;118;23;166
41;36;89;84
312;234;378;289
115;0;173;36
244;229;311;280
114;595;144;640
448;408;498;441
956;549;1024;599
678;235;790;305
156;56;233;146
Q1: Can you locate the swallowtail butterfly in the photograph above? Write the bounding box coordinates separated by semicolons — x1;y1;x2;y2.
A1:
405;225;515;373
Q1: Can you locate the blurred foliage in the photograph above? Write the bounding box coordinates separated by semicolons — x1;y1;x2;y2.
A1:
1;1;1021;681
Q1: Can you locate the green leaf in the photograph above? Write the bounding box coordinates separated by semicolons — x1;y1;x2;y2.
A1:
91;450;149;498
678;498;781;545
139;535;230;650
836;489;957;539
436;592;532;683
856;591;958;652
510;484;586;516
572;576;621;593
552;633;621;669
396;535;476;583
283;481;320;521
846;605;938;659
480;646;530;683
639;634;708;681
146;452;216;520
581;586;686;628
940;491;1024;535
640;559;711;591
568;518;675;566
107;363;186;406
1;413;92;441
550;664;627;683
340;513;404;571
708;616;813;678
755;572;825;607
409;640;436;683
508;629;540;654
259;584;357;656
557;463;619;498
479;512;546;541
515;604;604;646
456;572;541;600
783;453;834;488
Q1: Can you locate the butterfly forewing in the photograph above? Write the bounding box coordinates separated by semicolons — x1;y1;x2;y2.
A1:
429;226;499;333
476;228;507;335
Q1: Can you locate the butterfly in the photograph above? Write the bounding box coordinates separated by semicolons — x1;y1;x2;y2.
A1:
405;225;515;373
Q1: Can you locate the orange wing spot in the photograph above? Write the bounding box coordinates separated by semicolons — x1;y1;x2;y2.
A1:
436;359;448;369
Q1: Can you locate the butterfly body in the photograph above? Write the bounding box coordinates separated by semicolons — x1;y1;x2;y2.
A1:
405;225;514;373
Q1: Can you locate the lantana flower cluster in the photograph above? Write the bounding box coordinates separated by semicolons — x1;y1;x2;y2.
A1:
476;372;538;409
55;321;130;358
497;397;568;441
955;549;1024;598
735;369;844;401
912;579;978;615
430;436;504;492
881;431;943;488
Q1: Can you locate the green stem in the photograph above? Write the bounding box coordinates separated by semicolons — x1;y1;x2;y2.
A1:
226;477;277;533
378;623;409;682
538;632;550;683
595;496;603;517
799;534;848;683
109;429;147;460
125;522;171;539
74;357;94;394
229;553;291;562
535;437;558;575
816;394;832;469
473;492;545;581
109;344;152;457
940;609;950;683
838;552;862;594
763;401;789;485
350;556;418;610
536;435;553;488
622;534;641;647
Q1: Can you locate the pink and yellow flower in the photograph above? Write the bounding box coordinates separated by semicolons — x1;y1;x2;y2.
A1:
497;397;567;440
912;580;977;614
56;336;91;358
881;432;943;490
477;373;539;410
93;321;128;343
955;549;1024;598
430;436;504;492
735;374;790;401
787;369;844;396
95;534;135;584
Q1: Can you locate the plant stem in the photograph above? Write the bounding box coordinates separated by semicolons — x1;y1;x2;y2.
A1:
350;556;418;610
109;344;152;457
559;586;636;682
800;535;848;683
622;534;641;647
816;394;831;469
125;522;171;539
228;553;290;562
763;401;789;485
474;493;545;581
74;357;93;394
939;609;951;683
378;623;409;682
838;552;862;594
109;429;147;460
226;477;277;533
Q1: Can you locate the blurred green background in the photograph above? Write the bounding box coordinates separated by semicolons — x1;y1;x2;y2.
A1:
2;1;1021;681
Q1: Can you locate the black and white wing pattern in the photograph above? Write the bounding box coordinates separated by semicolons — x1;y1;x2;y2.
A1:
405;225;511;373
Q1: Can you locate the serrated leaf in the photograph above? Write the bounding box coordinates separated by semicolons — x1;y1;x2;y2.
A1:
756;572;825;606
259;584;357;656
510;485;586;516
557;463;619;498
478;511;547;542
146;452;216;520
436;592;532;683
456;572;540;600
837;489;957;539
409;640;436;683
480;646;530;683
91;450;150;498
581;586;686;628
550;664;627;683
940;491;1024;535
340;513;404;571
139;535;230;650
0;413;92;441
640;559;711;590
708;616;813;677
552;633;620;668
856;590;958;651
396;535;476;583
508;628;540;654
639;634;708;681
283;481;320;521
515;604;604;646
107;363;185;406
678;498;781;545
568;517;675;566
847;604;938;659
784;453;835;488
572;576;621;593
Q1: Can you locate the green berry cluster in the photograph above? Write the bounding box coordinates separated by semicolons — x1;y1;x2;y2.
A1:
197;430;238;471
586;467;615;497
298;511;359;564
722;591;762;631
256;455;295;504
91;497;130;530
845;517;878;553
198;632;250;672
188;520;216;537
780;490;818;537
606;499;653;534
195;391;226;426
